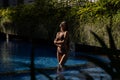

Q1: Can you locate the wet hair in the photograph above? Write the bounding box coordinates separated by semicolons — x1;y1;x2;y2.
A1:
59;21;68;31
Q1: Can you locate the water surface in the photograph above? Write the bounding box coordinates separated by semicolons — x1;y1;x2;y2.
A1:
0;40;111;80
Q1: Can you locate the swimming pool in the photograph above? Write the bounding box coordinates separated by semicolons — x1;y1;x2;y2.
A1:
0;40;89;80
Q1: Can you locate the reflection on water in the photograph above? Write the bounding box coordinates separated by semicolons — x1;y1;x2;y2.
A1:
0;40;32;72
0;41;13;71
0;40;87;71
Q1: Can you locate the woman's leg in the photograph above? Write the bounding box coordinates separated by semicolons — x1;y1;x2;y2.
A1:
57;52;63;72
57;52;62;63
57;52;68;71
59;53;68;66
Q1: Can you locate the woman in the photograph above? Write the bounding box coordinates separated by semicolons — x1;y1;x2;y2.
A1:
54;21;70;71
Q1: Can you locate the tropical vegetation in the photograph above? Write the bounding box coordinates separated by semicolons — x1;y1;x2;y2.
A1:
0;0;120;80
1;0;120;48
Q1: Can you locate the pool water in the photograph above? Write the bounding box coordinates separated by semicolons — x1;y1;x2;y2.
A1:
0;40;86;70
0;40;111;80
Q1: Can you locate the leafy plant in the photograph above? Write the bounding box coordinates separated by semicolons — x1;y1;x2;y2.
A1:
91;26;120;79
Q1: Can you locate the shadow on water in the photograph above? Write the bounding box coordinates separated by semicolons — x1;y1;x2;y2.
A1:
0;39;112;80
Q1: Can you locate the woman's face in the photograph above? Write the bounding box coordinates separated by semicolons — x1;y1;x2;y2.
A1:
60;23;66;31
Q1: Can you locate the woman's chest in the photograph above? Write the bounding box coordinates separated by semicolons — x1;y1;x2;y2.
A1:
58;32;65;39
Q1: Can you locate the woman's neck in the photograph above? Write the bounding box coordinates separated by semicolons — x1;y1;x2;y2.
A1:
60;29;65;32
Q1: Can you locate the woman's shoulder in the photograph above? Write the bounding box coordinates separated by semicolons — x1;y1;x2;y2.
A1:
65;31;69;34
57;32;61;34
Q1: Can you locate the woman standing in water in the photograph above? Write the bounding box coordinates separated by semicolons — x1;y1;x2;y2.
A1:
54;21;70;72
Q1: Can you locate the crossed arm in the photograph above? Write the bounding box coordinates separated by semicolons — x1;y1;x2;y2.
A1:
54;31;69;47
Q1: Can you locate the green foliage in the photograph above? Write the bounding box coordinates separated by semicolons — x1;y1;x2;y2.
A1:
78;0;120;23
0;8;15;33
11;4;41;37
1;0;120;48
75;0;120;48
90;26;120;79
0;0;79;41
